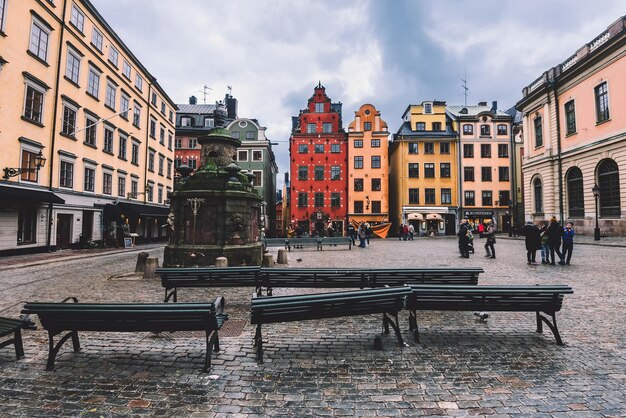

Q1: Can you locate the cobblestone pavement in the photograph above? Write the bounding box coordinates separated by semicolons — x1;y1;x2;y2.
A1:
0;236;624;417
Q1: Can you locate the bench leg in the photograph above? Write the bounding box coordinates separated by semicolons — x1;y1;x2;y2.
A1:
537;311;564;345
383;312;405;347
413;325;420;343
46;330;80;371
267;287;273;297
164;288;177;303
254;324;263;364
13;329;25;359
408;309;417;331
203;329;220;373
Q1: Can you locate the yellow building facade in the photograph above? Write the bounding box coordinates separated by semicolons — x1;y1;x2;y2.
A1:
389;101;459;236
0;0;176;254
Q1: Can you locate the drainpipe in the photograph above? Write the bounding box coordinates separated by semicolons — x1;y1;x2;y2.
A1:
549;73;565;223
509;117;515;231
46;0;69;252
456;122;463;232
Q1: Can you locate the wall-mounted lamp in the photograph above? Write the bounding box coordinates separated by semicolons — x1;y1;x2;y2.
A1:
127;184;153;199
3;150;46;180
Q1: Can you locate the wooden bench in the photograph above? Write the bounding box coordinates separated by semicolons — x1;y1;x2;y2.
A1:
21;297;227;372
157;266;261;302
318;237;352;250
0;316;35;360
250;287;411;363
286;237;321;251
257;267;368;296
405;285;573;345
368;267;483;287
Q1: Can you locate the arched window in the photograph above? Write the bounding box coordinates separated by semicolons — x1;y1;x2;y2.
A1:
598;159;620;217
566;167;584;218
533;178;543;214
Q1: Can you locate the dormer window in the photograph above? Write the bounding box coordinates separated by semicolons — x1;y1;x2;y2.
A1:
315;102;324;113
423;103;433;114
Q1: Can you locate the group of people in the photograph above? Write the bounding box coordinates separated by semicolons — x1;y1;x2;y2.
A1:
457;219;496;259
522;217;575;265
347;222;371;248
398;223;415;240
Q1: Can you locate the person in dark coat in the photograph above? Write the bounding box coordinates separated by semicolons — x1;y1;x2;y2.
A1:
546;217;564;265
521;220;541;264
457;219;470;258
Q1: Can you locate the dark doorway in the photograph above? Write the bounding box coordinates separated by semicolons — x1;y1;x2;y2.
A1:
56;214;73;249
445;214;456;235
81;210;93;240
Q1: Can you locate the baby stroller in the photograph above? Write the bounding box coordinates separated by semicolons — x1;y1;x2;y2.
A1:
467;229;475;254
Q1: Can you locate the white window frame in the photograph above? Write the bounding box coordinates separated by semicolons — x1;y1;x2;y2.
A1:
103;126;114;153
105;82;116;109
117;175;126;197
65;46;81;85
252;170;263;187
83;165;96;192
237;150;248;162
84;115;97;146
108;46;119;67
252;150;263;162
87;66;100;98
102;170;113;195
61;99;78;136
23;80;45;124
0;0;8;33
91;27;103;51
120;93;130;118
19;142;44;183
59;158;74;189
118;133;127;160
70;3;85;32
135;74;143;91
122;60;131;79
29;16;50;62
423;102;433;114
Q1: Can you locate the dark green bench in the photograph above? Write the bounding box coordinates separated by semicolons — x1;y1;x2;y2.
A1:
257;267;368;296
318;237;352;250
368;267;483;287
262;238;290;250
406;285;573;345
157;266;261;302
0;316;35;360
21;297;227;372
286;237;321;251
250;286;411;363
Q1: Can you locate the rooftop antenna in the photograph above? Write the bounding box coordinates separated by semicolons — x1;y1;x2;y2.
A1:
197;85;212;104
461;65;469;106
227;85;232;96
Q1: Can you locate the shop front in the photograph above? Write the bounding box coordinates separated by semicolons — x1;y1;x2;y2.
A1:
403;207;458;236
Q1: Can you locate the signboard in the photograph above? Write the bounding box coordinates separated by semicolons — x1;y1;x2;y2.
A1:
464;211;494;218
123;237;133;248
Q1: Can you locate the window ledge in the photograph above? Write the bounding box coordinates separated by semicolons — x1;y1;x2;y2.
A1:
0;30;7;37
596;118;611;126
26;50;50;67
565;131;577;138
21;116;45;128
104;104;116;113
59;132;77;141
118;156;127;162
83;142;97;149
102;150;114;156
86;91;100;102
131;162;140;167
63;76;80;89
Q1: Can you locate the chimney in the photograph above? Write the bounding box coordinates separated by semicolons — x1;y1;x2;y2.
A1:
225;94;238;119
491;101;498;113
189;95;197;105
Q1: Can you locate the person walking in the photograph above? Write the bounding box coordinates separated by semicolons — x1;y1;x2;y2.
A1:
484;220;496;258
539;224;550;264
402;224;409;241
560;222;575;265
457;219;470;258
408;223;415;240
364;222;371;245
358;223;366;248
546;217;564;265
347;223;356;246
521;220;541;264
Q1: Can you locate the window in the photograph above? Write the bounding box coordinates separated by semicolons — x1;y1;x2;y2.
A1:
566;167;584;218
331;144;340;153
534;117;543;147
440;163;451;178
158;155;164;175
238;150;248;161
371;156;381;169
148;151;155;172
117;177;125;197
84;116;97;146
371;139;380;148
371;178;381;191
180;116;191;127
497;124;507;136
298;192;307;207
188;138;197;149
298;144;308;153
120;94;129;119
331;166;340;180
175;138;182;149
314;192;324;207
159;125;165;145
149;118;156;138
354;139;363;148
315;102;324;113
87;67;100;98
415;122;425;131
131;180;138;197
481;167;492;182
133;103;141;127
463;143;474;158
161;102;166;115
498;166;509;182
423;103;432;114
480;144;491;158
424;163;435;178
441;188;452;205
103;172;112;195
17;207;37;244
363;121;372;131
61;104;77;136
307;123;316;134
24;84;44;123
432;122;442;131
598;159;620;217
174;158;182;168
464;191;475;206
354;178;363;191
103;127;114;153
151;92;157;105
204;118;214;128
108;46;119;67
463;124;473;135
123;60;131;79
498;144;508;158
408;143;418;154
66;48;81;85
168;133;173;150
253;150;262;161
408;188;419;204
105;82;116;109
246;131;255;140
91;28;103;51
298;166;308;180
424;142;434;154
408;163;419;178
70;4;85;32
314;144;324;153
131;142;139;164
354;156;363;169
147;184;153;202
480;125;491;136
595;82;610;123
118;134;127;160
231;131;240;139
135;74;143;91
354;201;364;214
371;201;381;213
425;188;435;204
322;123;332;133
482;191;492;206
498;191;510;207
187;159;197;170
440;142;450;154
563;100;577;135
314;166;324;180
252;170;262;187
464;167;474;182
29;18;50;62
0;0;5;32
331;193;340;207
60;161;73;188
84;167;95;192
533;178;542;213
18;150;40;182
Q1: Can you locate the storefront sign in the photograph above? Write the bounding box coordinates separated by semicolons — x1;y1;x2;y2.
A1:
464;210;493;218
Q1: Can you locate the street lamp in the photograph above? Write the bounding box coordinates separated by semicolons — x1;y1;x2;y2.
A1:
3;150;46;180
592;184;600;241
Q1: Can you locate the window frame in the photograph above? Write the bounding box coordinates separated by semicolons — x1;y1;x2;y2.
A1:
84;166;95;192
408;163;419;178
354;156;364;169
29;16;51;63
424;188;436;204
70;4;85;32
91;27;104;51
424;163;435;178
23;82;45;124
59;160;74;189
564;100;576;135
87;66;100;98
481;166;492;182
103;126;114;154
65;47;81;85
595;82;610;124
464;166;474;182
441;188;452;205
464;190;475;206
330;166;340;180
408;188;419;204
463;143;474;158
371;155;381;169
534;117;543;147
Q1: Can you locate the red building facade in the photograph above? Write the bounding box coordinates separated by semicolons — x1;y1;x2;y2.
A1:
289;83;347;236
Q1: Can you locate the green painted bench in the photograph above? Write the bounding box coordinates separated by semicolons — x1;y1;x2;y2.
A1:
405;284;574;345
0;316;35;360
318;237;352;250
250;286;411;363
257;267;368;296
286;237;322;251
368;267;483;287
21;297;227;372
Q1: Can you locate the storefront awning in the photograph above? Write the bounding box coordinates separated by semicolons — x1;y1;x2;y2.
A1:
349;214;388;223
426;213;442;220
0;184;64;204
407;213;423;220
117;202;170;217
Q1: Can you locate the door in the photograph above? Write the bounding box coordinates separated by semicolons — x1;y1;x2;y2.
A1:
81;210;93;241
56;214;73;249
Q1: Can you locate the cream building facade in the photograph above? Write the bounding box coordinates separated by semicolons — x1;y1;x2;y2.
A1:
0;0;176;254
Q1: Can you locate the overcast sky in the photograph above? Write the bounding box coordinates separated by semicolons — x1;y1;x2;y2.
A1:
92;0;625;184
